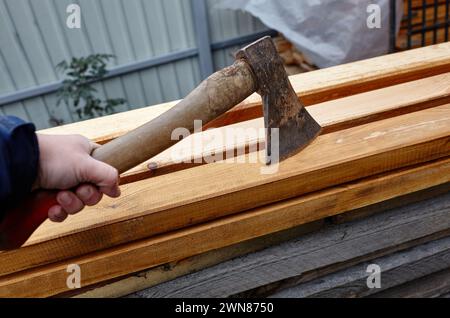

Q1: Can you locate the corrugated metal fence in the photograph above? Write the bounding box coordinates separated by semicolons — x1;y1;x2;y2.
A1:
0;0;271;129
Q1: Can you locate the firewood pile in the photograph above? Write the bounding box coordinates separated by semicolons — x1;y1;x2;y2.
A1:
272;35;318;75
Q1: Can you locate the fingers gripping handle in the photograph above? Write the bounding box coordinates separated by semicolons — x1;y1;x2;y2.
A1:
0;190;58;250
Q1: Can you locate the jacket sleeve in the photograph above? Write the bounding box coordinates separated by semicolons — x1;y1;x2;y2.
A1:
0;116;40;221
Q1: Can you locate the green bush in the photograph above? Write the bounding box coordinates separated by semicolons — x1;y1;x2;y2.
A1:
56;54;126;119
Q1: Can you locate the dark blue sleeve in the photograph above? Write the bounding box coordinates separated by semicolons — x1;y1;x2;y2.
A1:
0;116;39;220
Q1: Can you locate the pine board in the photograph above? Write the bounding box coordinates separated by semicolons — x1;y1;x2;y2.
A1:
73;183;450;298
121;73;450;184
130;193;450;298
1;158;449;297
1;105;449;278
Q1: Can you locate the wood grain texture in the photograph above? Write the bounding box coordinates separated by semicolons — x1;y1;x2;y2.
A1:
271;236;450;298
4;42;448;298
1;105;449;279
332;183;450;224
71;221;326;298
1;159;449;297
73;184;450;298
121;72;450;184
130;193;450;298
370;267;450;298
90;59;256;173
206;42;450;128
40;42;450;142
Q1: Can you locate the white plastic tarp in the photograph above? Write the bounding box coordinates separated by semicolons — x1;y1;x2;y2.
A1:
216;0;403;68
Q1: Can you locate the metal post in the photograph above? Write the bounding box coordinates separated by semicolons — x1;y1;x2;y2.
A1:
421;0;427;46
407;0;412;49
389;0;397;53
433;0;438;44
191;0;214;79
446;0;449;41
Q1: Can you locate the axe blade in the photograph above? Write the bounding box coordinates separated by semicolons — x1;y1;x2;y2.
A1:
236;36;322;164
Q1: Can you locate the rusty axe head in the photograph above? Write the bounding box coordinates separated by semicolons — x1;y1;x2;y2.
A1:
236;36;322;164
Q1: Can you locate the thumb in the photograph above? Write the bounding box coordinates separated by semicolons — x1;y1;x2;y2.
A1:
79;156;120;198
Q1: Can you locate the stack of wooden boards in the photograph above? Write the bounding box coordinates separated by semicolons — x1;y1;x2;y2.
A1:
0;42;449;298
272;35;318;75
129;191;450;298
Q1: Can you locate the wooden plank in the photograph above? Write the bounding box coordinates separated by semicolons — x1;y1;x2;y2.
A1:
73;183;450;298
1;159;449;297
2;105;450;278
332;183;450;224
204;42;450;128
130;192;450;298
371;267;450;298
71;221;326;298
121;73;450;184
270;236;450;298
40;100;178;144
39;42;450;142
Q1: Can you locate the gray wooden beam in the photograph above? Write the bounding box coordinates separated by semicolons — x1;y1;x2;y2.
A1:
271;236;450;298
129;192;450;298
370;267;450;298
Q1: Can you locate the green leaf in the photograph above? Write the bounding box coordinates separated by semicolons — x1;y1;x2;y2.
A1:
55;53;126;120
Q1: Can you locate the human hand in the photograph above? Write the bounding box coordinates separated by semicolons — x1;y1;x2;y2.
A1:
34;134;120;222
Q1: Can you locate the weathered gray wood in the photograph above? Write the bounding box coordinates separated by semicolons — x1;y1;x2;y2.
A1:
70;220;325;297
130;192;450;298
270;236;450;298
370;267;450;298
78;185;448;297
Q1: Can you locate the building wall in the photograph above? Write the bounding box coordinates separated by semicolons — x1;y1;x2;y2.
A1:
0;0;268;129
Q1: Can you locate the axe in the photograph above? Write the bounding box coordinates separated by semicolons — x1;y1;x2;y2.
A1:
0;36;321;250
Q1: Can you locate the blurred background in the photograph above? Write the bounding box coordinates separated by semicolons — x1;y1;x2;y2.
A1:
0;0;448;129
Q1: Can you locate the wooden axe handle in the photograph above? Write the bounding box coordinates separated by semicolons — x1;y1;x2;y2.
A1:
0;59;256;250
93;59;256;173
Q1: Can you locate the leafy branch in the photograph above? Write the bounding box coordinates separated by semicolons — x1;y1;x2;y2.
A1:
56;54;126;119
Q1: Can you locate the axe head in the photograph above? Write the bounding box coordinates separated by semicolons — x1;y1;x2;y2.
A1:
236;36;322;164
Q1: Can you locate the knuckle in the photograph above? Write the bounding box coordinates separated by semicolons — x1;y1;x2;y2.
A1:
72;134;90;151
104;166;119;185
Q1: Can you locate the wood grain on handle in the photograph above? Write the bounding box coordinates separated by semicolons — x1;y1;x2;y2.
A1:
92;60;256;173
